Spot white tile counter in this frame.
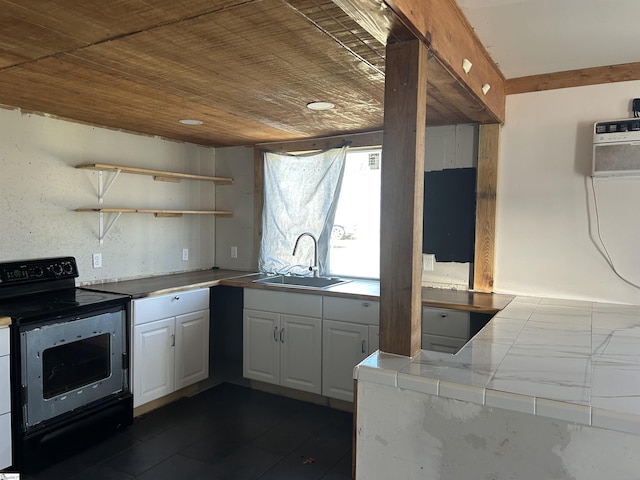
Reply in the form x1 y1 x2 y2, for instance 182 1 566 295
355 295 640 434
354 296 640 479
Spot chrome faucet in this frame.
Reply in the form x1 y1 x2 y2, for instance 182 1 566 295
292 232 319 277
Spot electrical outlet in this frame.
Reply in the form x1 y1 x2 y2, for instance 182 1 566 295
422 253 435 272
92 253 102 269
182 248 189 261
231 246 238 258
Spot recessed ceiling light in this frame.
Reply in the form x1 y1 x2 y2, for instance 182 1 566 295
306 101 335 111
179 119 203 125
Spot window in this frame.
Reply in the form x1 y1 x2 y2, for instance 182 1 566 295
329 148 381 278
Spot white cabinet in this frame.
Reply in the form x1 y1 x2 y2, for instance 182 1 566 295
243 309 280 384
0 327 11 470
134 318 174 406
422 307 470 354
132 288 210 408
243 289 322 395
322 297 379 402
175 310 210 389
322 320 369 401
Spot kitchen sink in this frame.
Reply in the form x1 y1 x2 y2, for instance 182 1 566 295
253 275 350 289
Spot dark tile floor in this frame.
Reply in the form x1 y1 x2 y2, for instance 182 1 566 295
23 383 353 480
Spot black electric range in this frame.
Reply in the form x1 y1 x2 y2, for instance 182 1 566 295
0 257 133 473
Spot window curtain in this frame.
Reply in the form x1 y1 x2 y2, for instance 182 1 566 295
259 144 348 276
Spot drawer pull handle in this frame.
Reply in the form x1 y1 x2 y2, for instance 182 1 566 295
273 326 278 342
440 313 447 318
174 296 180 301
362 302 370 308
280 328 285 343
361 339 366 353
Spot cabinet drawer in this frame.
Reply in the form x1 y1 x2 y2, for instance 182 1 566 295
133 288 210 325
244 288 322 317
0 327 8 356
323 296 379 325
422 334 466 354
422 307 469 339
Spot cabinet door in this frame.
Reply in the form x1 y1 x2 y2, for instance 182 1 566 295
0 412 10 470
322 319 368 401
0 354 9 415
243 309 280 385
175 309 210 390
280 314 322 395
133 318 175 408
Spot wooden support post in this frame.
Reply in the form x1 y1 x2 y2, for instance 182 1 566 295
379 38 428 357
473 123 500 292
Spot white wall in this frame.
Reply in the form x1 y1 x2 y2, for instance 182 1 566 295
214 146 255 271
0 107 219 284
496 80 640 304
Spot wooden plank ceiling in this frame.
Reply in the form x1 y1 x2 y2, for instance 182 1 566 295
0 0 499 147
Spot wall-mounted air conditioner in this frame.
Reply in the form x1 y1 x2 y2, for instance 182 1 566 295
593 118 640 177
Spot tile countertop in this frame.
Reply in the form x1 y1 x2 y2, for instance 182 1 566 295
355 295 640 436
84 269 514 313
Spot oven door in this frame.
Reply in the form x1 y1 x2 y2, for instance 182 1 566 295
20 308 127 429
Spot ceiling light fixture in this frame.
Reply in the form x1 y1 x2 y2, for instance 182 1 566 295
179 119 203 125
306 101 335 111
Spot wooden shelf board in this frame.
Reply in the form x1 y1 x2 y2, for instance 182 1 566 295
76 163 233 185
75 208 232 216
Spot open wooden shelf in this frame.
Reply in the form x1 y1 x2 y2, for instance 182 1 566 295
76 208 233 244
76 163 233 185
75 163 233 243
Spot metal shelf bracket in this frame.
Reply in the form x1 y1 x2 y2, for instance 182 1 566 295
98 211 122 245
98 168 121 204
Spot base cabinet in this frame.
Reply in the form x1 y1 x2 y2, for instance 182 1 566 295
134 318 175 406
322 297 379 402
242 309 279 384
243 310 322 394
422 307 469 354
243 289 322 395
132 289 210 408
0 327 11 470
241 289 478 402
322 320 370 402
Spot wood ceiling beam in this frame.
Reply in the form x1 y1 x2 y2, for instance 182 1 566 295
506 61 640 95
331 0 505 124
385 0 505 123
379 38 427 357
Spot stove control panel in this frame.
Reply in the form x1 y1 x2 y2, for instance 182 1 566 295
0 257 79 285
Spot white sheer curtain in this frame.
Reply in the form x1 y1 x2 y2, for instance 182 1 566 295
259 144 348 276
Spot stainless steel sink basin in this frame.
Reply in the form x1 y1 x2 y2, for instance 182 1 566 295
253 275 350 289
